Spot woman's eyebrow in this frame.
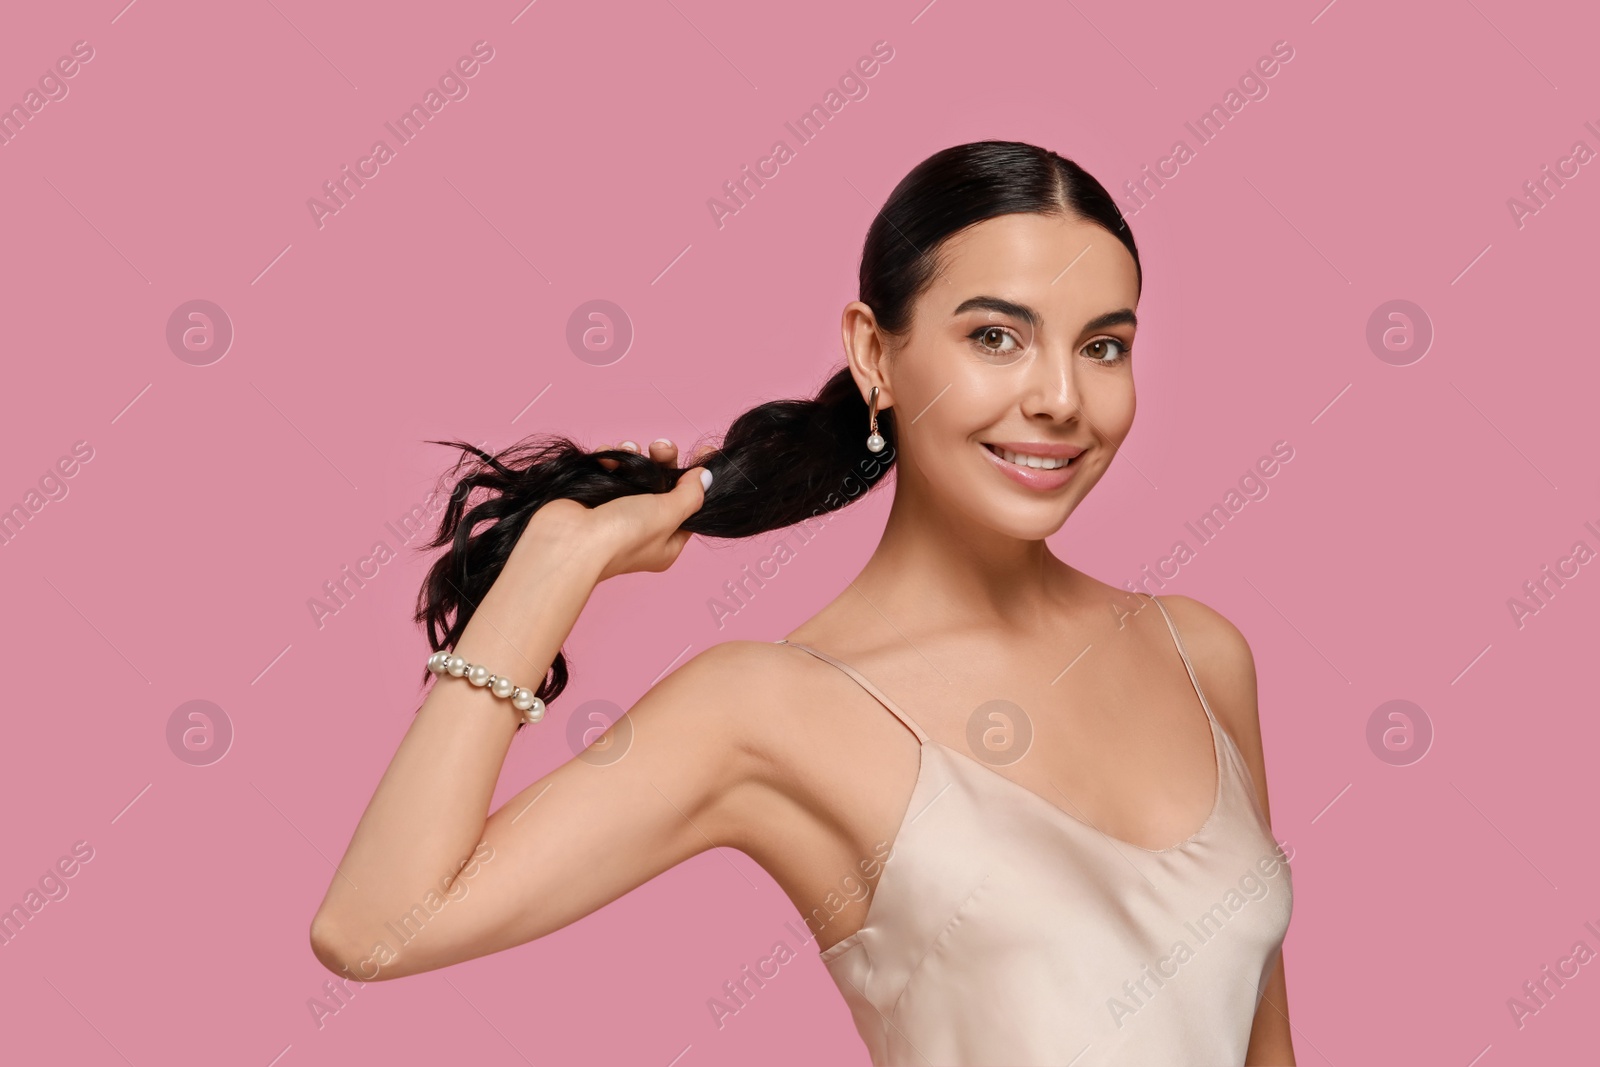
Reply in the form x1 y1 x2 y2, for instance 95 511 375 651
951 295 1039 326
1083 308 1138 331
950 296 1138 333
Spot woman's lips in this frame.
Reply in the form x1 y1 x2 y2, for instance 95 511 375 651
980 442 1082 491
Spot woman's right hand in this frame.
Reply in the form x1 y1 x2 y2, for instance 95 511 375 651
523 437 714 583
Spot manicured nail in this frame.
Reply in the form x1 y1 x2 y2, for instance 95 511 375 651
620 441 638 451
653 438 673 448
699 469 713 490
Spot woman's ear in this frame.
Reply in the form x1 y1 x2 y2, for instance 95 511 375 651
841 300 894 410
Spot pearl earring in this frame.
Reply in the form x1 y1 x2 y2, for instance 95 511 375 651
866 386 885 453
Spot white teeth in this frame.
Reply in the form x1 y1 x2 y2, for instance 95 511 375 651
989 445 1071 470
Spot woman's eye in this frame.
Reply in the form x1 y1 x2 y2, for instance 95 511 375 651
1084 338 1130 364
970 325 1023 356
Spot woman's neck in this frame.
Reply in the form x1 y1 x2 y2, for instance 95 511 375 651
846 481 1077 639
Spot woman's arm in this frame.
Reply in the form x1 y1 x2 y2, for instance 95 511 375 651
307 468 767 981
1160 595 1296 1066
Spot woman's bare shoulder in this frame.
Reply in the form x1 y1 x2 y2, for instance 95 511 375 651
1148 596 1263 740
1149 594 1255 680
647 639 822 758
668 638 815 698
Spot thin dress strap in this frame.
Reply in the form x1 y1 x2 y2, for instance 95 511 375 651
775 639 930 744
1142 593 1219 725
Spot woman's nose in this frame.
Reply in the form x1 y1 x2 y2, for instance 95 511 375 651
1019 349 1078 421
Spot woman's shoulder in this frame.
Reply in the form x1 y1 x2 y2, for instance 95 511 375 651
1070 575 1256 686
653 638 831 751
1147 593 1256 684
674 637 819 693
654 638 805 709
1147 593 1272 787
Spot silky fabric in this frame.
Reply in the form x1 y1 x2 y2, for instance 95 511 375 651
776 593 1292 1066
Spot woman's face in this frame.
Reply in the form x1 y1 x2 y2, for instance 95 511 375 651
863 211 1142 542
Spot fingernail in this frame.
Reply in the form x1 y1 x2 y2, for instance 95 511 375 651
653 438 673 448
620 441 638 451
699 469 713 490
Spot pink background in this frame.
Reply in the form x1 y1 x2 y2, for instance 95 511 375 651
2 0 1596 1063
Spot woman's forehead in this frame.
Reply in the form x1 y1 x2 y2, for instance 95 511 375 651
922 214 1140 316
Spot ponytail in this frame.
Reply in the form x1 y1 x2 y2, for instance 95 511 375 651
413 366 896 717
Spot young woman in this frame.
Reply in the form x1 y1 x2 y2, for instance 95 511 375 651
310 140 1296 1066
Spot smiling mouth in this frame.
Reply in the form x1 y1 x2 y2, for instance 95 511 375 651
982 443 1079 470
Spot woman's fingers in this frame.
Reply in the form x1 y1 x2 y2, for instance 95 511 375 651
599 439 690 472
596 440 639 471
647 438 678 466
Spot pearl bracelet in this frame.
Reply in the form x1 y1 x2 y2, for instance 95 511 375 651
426 650 546 724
